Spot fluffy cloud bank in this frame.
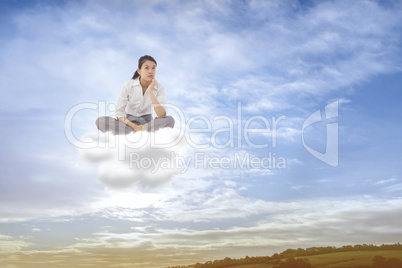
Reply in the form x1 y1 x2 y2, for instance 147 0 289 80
80 128 190 189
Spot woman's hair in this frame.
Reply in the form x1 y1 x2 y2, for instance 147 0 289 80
132 55 157 79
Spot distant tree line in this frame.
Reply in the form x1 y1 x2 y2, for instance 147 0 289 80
166 243 402 268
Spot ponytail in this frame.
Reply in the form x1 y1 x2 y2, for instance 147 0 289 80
132 71 140 79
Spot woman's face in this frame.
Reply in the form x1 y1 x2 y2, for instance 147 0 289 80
138 60 157 82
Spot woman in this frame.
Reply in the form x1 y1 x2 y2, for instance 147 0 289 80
96 55 175 135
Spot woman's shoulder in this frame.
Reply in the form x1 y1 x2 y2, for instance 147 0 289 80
122 78 140 88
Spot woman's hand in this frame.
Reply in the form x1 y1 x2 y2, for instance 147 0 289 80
131 124 147 132
147 79 157 93
118 117 147 132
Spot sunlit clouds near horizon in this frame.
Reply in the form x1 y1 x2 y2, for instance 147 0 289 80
1 0 402 267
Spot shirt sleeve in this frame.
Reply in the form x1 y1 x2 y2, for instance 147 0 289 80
115 81 130 118
156 83 168 113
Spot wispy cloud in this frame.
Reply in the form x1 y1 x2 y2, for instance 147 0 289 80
2 196 402 267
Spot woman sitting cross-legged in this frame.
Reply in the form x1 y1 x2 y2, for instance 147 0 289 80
96 55 175 135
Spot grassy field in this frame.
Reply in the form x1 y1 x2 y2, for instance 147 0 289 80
228 250 402 268
225 265 274 268
307 250 402 268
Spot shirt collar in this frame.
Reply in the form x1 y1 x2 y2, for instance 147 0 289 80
133 77 141 86
133 77 158 90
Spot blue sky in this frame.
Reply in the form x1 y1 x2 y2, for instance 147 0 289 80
1 0 402 267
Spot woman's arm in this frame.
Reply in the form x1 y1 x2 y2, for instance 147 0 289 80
115 82 129 119
147 79 166 117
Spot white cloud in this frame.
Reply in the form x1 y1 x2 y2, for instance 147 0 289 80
382 183 402 193
0 234 32 253
81 128 190 189
374 178 398 185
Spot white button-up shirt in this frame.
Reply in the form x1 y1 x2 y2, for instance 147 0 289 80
115 77 168 118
